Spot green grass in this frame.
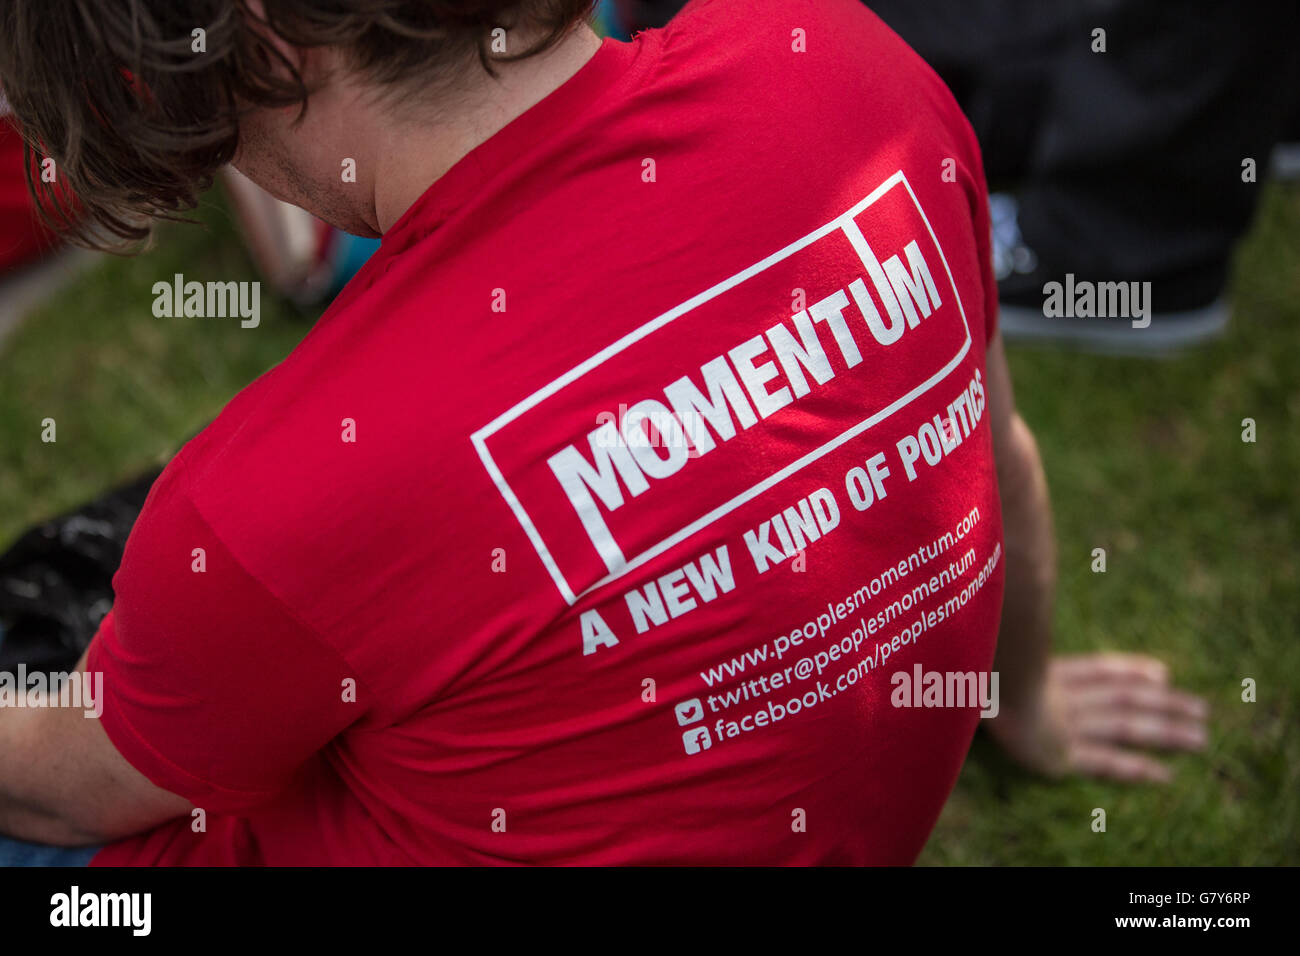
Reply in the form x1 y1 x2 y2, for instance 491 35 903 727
1 186 1296 865
0 196 311 536
921 184 1300 865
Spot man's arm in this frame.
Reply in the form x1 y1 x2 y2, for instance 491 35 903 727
0 647 192 846
983 332 1209 781
985 331 1056 729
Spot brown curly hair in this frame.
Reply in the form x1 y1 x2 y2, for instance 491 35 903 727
0 1 594 249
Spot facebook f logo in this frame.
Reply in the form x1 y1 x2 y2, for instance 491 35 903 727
682 726 712 755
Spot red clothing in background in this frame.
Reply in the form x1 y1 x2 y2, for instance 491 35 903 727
0 116 57 270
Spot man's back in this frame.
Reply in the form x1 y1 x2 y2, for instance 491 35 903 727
89 0 1004 865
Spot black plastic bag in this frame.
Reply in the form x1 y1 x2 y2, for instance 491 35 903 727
0 468 160 674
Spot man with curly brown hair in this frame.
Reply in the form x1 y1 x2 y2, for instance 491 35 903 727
0 0 1205 865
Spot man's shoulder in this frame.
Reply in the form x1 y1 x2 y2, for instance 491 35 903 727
655 0 966 148
664 0 922 67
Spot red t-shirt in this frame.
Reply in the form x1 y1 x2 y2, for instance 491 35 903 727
89 0 1004 865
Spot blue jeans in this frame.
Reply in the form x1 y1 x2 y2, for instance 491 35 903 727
0 624 102 866
0 834 99 866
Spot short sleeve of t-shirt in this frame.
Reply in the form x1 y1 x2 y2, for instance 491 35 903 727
86 453 366 814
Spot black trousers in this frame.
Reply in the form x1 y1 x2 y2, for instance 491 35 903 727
869 0 1300 302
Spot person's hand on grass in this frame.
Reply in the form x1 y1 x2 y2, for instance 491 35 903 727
986 652 1209 783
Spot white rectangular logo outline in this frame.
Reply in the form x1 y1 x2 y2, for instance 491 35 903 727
471 170 973 605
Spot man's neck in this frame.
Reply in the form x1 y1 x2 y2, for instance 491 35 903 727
370 23 603 234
